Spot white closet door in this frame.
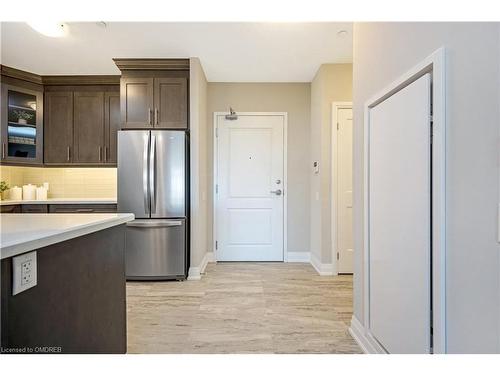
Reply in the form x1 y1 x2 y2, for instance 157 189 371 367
369 73 431 353
337 107 354 273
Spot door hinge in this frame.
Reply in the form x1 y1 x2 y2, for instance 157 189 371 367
215 241 218 250
337 122 339 130
215 128 219 137
215 184 218 194
337 252 340 260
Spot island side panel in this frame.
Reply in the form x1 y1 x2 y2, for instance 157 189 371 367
1 224 127 354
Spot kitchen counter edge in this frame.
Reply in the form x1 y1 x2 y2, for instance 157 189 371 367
0 213 134 259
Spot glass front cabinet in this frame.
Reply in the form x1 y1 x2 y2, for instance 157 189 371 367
1 84 43 164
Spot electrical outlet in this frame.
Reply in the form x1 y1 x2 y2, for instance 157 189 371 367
13 251 37 295
21 260 33 285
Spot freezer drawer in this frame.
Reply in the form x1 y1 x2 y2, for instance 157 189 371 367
125 219 186 280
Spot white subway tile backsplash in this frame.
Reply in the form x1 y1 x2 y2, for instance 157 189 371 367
0 166 117 199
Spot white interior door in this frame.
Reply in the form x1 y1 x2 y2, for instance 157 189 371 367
216 114 284 261
368 74 431 353
337 107 354 273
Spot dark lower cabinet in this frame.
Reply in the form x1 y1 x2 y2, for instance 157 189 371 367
0 225 127 353
0 204 21 213
1 203 116 214
48 204 117 213
21 204 48 213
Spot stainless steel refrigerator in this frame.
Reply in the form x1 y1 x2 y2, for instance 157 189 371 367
118 130 187 280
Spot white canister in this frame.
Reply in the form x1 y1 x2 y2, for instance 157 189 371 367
22 184 36 200
36 186 48 201
9 186 22 200
43 182 49 191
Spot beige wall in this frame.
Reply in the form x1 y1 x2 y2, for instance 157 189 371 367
207 83 311 256
309 64 353 265
0 166 117 198
353 23 500 353
189 58 209 269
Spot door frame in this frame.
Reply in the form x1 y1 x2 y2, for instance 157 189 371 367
213 112 288 261
362 48 446 353
331 101 353 275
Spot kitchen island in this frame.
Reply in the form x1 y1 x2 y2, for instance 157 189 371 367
0 213 134 354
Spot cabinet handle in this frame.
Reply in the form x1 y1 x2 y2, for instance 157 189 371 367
2 143 5 159
98 146 102 161
155 108 159 125
76 208 94 213
104 146 107 162
67 146 71 161
148 108 152 125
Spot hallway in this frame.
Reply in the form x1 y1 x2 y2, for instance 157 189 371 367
127 262 361 353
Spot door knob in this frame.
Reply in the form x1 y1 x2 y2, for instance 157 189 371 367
270 189 282 196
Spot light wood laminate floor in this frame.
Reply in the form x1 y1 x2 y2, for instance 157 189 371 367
126 262 362 354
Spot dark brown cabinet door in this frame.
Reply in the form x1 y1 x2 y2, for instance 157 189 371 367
44 91 73 164
153 77 188 129
104 92 120 164
0 205 21 213
21 204 48 213
120 77 154 128
73 92 104 163
48 204 117 213
1 84 44 165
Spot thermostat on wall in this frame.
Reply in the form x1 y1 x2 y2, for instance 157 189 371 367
313 161 320 174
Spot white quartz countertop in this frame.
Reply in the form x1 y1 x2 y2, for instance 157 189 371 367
0 198 117 206
0 213 134 259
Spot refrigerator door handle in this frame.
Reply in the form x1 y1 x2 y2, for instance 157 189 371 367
143 134 150 215
126 220 183 228
149 134 157 213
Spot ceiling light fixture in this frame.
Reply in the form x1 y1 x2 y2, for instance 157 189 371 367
337 30 348 37
27 21 68 37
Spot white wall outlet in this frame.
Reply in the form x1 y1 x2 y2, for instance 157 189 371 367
13 251 37 295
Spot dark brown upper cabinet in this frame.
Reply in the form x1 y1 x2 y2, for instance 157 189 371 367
104 92 120 164
154 78 188 129
120 77 154 128
1 83 44 165
44 86 119 166
114 58 189 130
120 76 187 129
73 91 105 163
1 66 121 167
44 91 74 164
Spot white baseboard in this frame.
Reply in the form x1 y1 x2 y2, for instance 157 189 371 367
187 251 215 281
286 251 311 263
349 315 387 354
205 251 215 263
310 253 335 276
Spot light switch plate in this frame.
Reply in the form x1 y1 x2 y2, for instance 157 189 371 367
13 251 37 295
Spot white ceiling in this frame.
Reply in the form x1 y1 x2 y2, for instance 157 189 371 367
0 22 352 82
